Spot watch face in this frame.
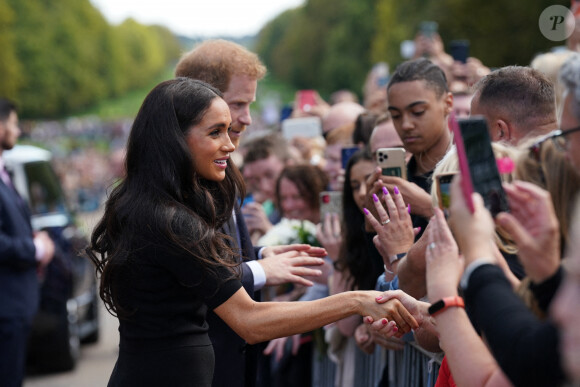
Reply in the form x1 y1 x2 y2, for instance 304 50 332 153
428 299 445 316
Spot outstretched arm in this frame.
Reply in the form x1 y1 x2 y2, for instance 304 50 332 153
214 288 418 345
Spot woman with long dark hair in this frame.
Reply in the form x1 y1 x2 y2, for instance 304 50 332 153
87 78 417 386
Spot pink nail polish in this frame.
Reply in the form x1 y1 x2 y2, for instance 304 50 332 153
394 186 400 195
393 326 398 332
363 208 369 215
382 318 388 325
373 193 379 202
376 296 382 301
417 227 422 232
407 203 411 213
382 187 389 195
366 316 373 323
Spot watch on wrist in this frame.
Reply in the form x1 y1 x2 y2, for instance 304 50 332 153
428 296 464 317
388 252 407 265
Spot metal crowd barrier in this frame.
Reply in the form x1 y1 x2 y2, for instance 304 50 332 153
312 340 443 387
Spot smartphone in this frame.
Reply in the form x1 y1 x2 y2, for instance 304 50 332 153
435 172 456 218
449 40 470 64
281 117 322 139
341 146 359 169
454 115 509 217
419 21 438 38
376 148 407 180
297 90 317 113
319 191 343 222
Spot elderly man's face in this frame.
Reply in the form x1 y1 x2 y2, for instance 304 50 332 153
560 93 580 171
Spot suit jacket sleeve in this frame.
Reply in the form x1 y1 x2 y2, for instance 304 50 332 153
464 264 565 386
0 188 36 270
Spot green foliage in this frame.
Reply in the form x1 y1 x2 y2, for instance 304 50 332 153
256 0 573 96
0 0 182 118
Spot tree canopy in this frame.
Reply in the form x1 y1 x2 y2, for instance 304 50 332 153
255 0 570 99
0 0 182 118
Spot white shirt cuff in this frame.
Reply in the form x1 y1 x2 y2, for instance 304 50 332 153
33 238 46 262
257 247 265 260
460 257 496 290
246 260 267 290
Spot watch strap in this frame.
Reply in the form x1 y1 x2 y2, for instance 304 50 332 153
428 296 464 316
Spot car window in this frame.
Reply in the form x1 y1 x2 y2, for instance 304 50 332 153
24 161 68 215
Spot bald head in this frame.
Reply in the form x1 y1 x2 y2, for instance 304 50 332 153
369 117 404 156
322 102 365 137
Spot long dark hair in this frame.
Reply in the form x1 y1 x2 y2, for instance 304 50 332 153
86 78 245 317
335 148 381 290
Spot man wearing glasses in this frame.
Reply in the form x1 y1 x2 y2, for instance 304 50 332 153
554 52 580 170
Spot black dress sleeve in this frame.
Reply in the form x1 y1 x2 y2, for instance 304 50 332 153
464 264 565 387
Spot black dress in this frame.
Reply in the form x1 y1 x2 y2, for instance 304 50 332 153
107 238 242 387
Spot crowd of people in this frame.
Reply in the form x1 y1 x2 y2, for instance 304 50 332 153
4 14 580 387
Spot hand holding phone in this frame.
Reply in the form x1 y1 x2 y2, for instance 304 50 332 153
452 115 509 216
376 148 407 180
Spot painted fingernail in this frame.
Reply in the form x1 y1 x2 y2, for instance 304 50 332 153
382 318 388 325
373 194 379 202
394 186 400 195
382 187 389 196
393 326 398 332
417 227 422 232
366 316 373 324
363 208 369 215
407 203 411 213
376 296 383 301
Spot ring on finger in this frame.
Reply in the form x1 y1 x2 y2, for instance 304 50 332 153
381 219 391 225
428 242 436 250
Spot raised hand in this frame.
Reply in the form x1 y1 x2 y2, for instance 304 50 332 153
315 213 342 261
363 184 414 272
425 208 463 302
496 181 560 283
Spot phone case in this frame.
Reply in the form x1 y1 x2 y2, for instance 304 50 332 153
319 191 343 222
435 172 456 211
376 148 407 180
298 90 317 112
450 113 475 213
341 146 359 169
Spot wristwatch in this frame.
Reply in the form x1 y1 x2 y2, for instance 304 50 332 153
428 296 464 316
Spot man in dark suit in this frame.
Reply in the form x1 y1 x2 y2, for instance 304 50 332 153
0 98 55 386
175 40 327 387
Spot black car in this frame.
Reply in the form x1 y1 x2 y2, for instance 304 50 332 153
4 145 100 373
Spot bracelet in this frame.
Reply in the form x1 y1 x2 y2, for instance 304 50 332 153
388 252 407 265
428 296 464 316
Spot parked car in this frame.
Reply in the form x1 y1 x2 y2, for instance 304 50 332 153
4 144 100 373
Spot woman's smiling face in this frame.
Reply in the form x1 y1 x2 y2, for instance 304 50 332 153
186 98 235 182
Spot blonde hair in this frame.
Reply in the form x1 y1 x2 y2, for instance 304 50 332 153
325 122 356 146
431 143 521 254
516 136 580 252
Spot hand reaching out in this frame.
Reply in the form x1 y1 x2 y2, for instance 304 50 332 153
363 184 415 272
315 213 342 261
496 181 560 283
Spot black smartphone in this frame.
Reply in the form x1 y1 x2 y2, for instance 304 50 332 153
458 116 509 217
341 146 359 169
449 40 470 64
